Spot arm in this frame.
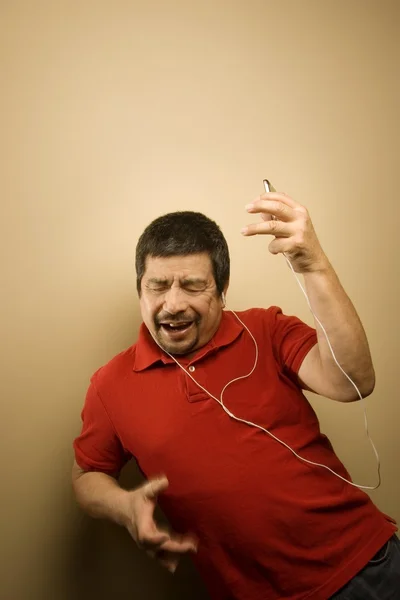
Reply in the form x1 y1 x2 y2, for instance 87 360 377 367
242 191 375 402
71 460 197 572
298 262 375 401
72 460 131 525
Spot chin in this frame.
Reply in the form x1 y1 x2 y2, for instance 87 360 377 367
159 336 199 357
164 343 197 356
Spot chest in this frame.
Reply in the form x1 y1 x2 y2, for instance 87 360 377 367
108 335 309 473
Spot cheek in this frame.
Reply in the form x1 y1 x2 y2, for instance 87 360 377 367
140 296 159 322
198 297 219 322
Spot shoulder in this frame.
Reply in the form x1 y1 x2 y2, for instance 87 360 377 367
228 306 284 329
90 343 138 391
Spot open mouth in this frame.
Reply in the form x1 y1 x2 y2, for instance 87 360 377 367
159 321 194 336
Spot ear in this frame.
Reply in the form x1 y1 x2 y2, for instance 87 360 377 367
221 281 229 308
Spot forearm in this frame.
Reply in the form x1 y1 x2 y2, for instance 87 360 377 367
72 465 131 526
303 260 375 396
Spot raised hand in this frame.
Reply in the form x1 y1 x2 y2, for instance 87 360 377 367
241 192 329 273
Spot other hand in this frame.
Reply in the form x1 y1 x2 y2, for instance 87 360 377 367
241 192 329 273
124 476 198 573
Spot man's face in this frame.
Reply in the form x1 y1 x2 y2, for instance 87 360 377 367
139 253 226 356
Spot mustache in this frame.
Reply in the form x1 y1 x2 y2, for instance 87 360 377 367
155 311 199 325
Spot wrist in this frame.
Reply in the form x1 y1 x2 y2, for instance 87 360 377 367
300 253 331 275
111 488 136 527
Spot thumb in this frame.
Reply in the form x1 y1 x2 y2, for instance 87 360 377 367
141 476 169 500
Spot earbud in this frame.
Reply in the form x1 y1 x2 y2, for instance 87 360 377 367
221 292 226 306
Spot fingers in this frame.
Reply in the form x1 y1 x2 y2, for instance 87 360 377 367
245 198 297 223
136 517 197 554
147 549 181 574
142 534 197 556
141 476 169 499
133 475 197 572
136 523 171 549
134 505 172 548
241 219 293 237
268 237 292 255
158 553 180 574
158 534 198 554
254 191 299 208
145 534 198 574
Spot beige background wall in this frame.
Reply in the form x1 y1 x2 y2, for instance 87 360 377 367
1 1 399 599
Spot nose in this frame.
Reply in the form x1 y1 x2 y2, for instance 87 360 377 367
163 286 188 315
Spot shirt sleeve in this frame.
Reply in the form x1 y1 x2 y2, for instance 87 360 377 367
73 378 131 475
268 306 318 379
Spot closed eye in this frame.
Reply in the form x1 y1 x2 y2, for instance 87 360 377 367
183 286 206 294
145 279 170 293
181 279 207 293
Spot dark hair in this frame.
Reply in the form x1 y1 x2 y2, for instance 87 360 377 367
135 211 230 295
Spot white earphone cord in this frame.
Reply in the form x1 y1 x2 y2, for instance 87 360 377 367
157 255 381 492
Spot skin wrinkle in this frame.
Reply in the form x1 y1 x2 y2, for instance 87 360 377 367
140 253 227 357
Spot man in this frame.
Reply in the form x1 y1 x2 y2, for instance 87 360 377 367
72 190 399 599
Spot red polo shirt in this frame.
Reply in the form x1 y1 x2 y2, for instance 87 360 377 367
74 307 396 600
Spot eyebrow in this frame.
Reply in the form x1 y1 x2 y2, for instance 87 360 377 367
181 278 207 286
146 277 207 286
147 278 170 285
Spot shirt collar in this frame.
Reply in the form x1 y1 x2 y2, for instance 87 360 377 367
133 310 244 372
